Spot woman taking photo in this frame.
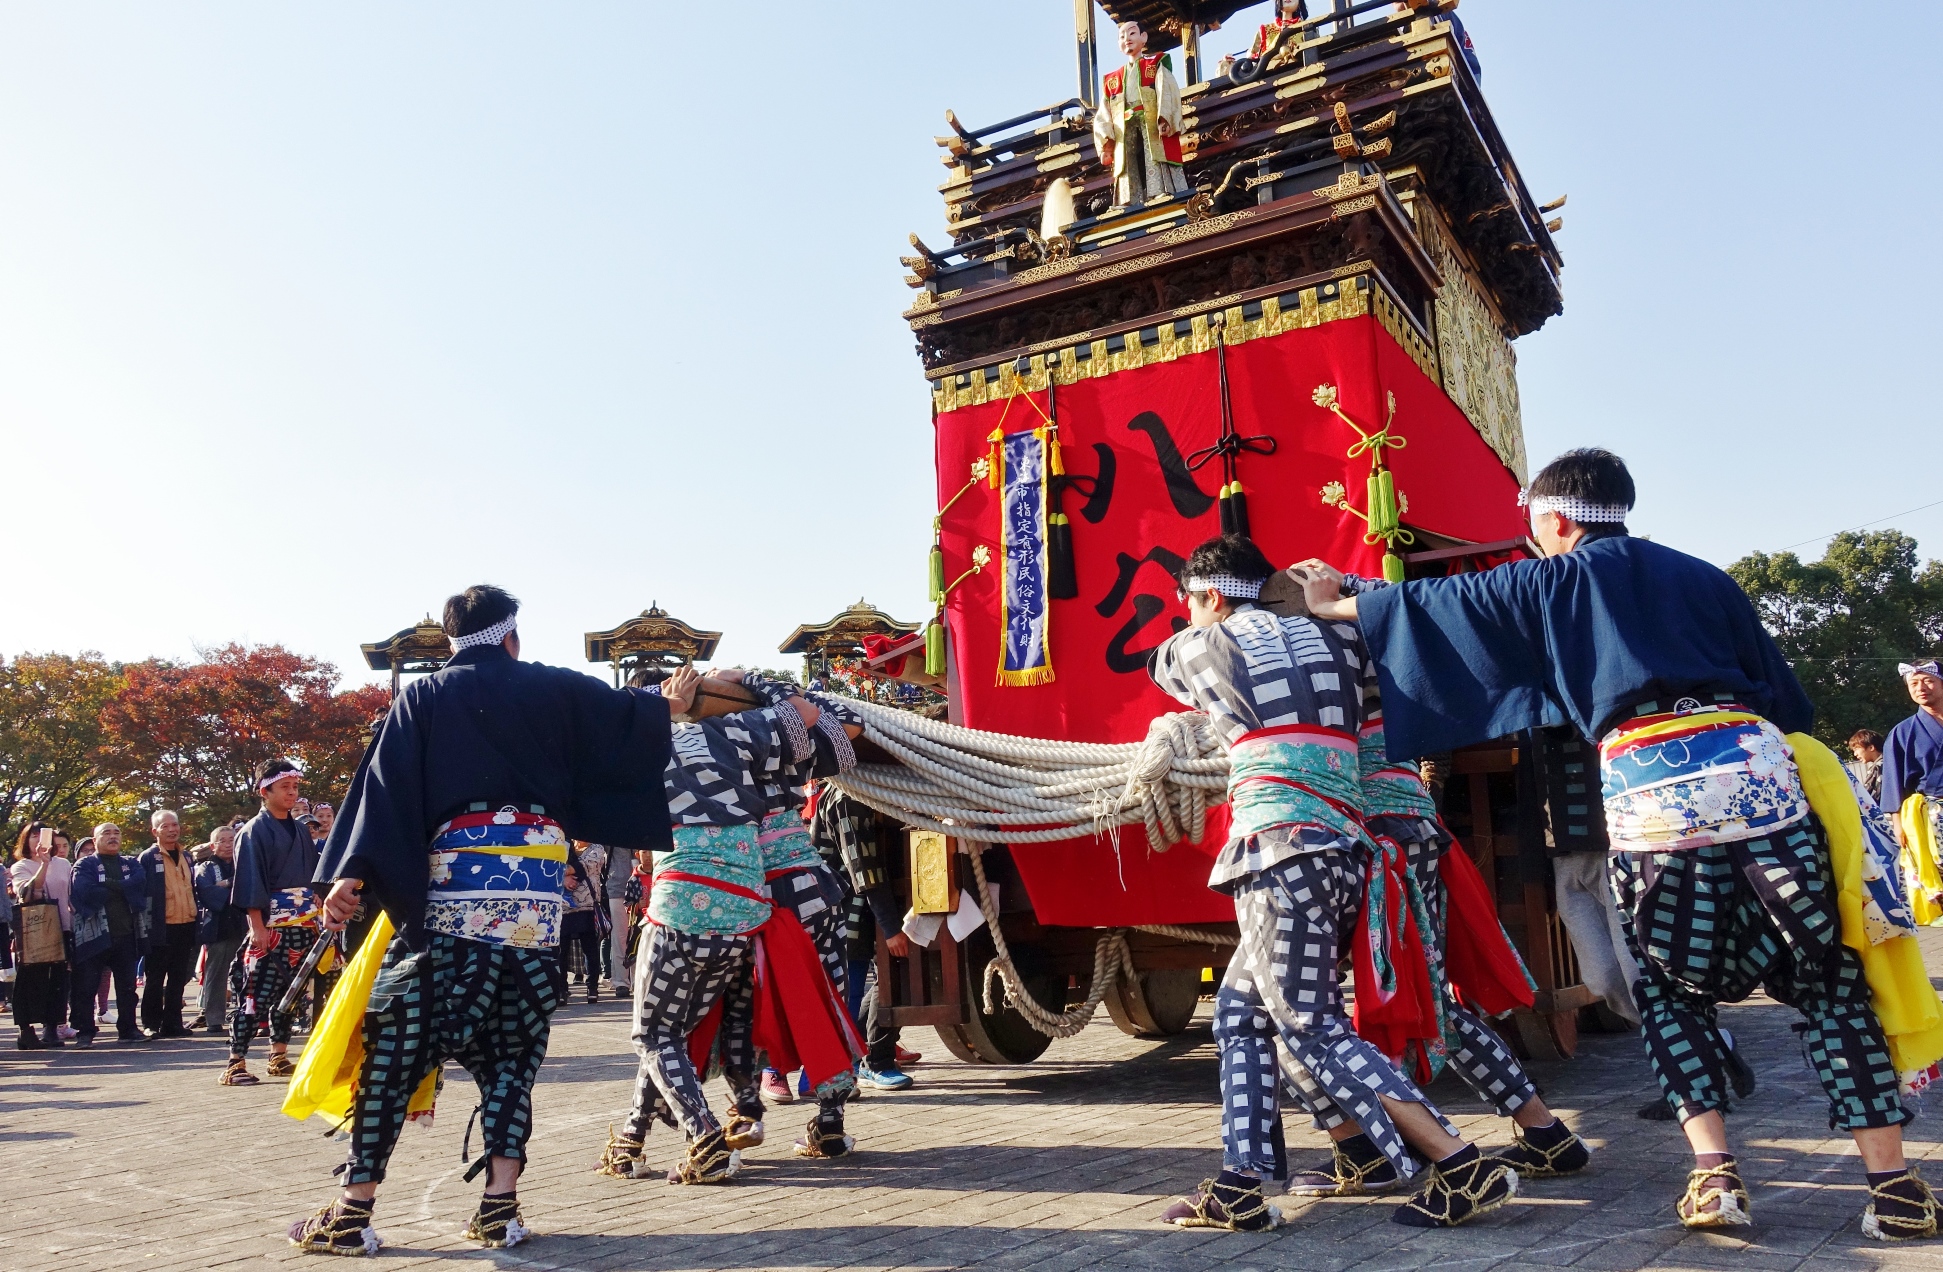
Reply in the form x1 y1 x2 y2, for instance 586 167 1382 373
11 822 74 1050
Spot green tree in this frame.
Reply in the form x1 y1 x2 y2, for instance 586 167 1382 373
0 652 127 850
1728 530 1943 745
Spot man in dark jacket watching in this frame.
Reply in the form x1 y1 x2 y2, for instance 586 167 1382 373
192 823 246 1033
138 809 200 1037
69 823 149 1047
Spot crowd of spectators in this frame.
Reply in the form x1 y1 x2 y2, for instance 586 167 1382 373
0 804 337 1050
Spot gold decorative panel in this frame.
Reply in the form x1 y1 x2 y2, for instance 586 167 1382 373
931 276 1373 414
909 831 954 915
1414 204 1528 480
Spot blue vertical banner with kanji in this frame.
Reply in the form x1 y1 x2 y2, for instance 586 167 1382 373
997 427 1054 686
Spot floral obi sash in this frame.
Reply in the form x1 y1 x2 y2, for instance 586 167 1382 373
1358 722 1438 822
425 809 567 949
268 886 323 929
1227 724 1364 845
649 823 771 936
757 810 821 875
1599 707 1808 852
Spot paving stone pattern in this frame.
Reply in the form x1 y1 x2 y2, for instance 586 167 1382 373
11 933 1943 1271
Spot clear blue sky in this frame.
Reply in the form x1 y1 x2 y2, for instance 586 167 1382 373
3 2 1937 688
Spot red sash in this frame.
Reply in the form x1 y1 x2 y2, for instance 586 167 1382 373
1349 839 1440 1081
1438 843 1535 1016
748 907 863 1089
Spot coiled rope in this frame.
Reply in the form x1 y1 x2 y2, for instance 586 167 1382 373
826 698 1230 848
817 698 1243 1039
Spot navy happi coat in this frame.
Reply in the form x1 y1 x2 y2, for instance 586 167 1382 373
1357 534 1813 761
318 644 673 946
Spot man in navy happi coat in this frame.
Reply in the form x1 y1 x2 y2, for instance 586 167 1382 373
286 584 672 1256
1294 448 1936 1240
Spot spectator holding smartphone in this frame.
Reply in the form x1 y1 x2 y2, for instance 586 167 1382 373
11 823 74 1050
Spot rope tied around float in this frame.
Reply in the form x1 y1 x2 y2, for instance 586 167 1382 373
822 697 1242 1039
825 697 1230 850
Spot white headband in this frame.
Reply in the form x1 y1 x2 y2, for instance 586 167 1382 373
1901 660 1942 680
1519 492 1630 524
1184 573 1264 600
258 766 302 791
450 614 517 650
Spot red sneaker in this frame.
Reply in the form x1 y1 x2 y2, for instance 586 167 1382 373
894 1046 922 1066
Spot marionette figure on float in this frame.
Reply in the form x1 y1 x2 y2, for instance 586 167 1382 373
1092 22 1190 210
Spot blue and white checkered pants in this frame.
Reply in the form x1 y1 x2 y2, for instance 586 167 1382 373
1219 848 1456 1180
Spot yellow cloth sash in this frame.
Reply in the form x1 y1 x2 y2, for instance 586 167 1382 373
282 914 438 1126
436 840 568 863
1791 733 1943 1083
1899 794 1943 928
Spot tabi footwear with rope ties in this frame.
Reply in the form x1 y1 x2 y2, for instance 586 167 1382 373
1485 1119 1591 1180
724 1110 766 1151
1392 1146 1518 1228
463 1193 531 1248
1862 1167 1941 1241
793 1111 855 1159
1675 1157 1751 1229
1162 1174 1284 1231
665 1127 741 1185
287 1197 382 1256
595 1127 650 1179
1287 1133 1401 1196
267 1052 297 1078
220 1057 259 1086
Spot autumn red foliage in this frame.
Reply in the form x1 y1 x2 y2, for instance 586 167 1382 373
100 644 388 828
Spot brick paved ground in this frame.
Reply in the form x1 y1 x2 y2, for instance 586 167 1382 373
10 934 1943 1272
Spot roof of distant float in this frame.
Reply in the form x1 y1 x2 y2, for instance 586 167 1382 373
779 600 921 656
361 618 453 672
584 605 722 666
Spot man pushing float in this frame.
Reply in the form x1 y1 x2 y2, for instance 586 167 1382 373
1146 533 1588 1232
1294 447 1943 1239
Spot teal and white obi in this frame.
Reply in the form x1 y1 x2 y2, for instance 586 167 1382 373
425 809 566 949
757 809 822 875
649 823 771 936
1227 724 1365 843
1358 721 1439 822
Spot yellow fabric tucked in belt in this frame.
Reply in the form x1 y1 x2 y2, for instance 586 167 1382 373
437 840 569 863
282 913 438 1126
1791 733 1943 1083
1899 794 1943 928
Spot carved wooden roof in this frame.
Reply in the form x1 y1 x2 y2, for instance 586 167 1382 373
361 618 453 673
914 4 1562 357
584 605 721 667
778 600 921 657
1096 1 1259 52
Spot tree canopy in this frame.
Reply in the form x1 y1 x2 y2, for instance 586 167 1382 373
0 644 387 851
1727 529 1943 745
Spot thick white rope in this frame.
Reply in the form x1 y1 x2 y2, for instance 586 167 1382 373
827 697 1230 849
1129 923 1241 948
967 842 1137 1038
822 698 1243 1040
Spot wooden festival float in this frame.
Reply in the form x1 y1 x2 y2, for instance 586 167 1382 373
859 0 1598 1063
584 605 722 685
361 618 454 698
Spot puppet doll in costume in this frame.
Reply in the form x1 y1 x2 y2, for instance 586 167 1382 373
1092 22 1191 209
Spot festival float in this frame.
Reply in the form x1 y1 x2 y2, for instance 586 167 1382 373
845 0 1594 1064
